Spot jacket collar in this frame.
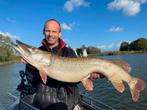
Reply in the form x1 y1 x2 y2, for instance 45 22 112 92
41 38 66 50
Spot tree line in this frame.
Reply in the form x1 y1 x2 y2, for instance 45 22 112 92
76 45 101 56
120 38 147 51
77 38 147 56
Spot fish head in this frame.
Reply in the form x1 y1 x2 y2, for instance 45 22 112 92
12 40 52 69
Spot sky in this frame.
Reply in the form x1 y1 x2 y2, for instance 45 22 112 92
0 0 147 51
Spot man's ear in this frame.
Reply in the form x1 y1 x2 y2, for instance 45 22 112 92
43 28 45 35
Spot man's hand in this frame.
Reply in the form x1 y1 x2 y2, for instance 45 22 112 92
89 72 101 80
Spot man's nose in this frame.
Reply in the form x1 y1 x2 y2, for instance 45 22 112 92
48 31 53 36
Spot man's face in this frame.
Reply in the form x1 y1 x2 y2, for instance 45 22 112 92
44 21 61 47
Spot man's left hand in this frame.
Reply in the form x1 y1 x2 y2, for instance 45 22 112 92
89 73 101 80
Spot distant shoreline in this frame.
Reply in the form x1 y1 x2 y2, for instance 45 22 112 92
88 51 147 57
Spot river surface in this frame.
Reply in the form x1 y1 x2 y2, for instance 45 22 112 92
0 53 147 110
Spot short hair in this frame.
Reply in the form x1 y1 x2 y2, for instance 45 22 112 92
43 19 61 32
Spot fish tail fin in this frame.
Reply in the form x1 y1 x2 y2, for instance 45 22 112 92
128 77 145 102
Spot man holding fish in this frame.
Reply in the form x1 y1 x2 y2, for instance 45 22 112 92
22 19 99 110
15 19 145 110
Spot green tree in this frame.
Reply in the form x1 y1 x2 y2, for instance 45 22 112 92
76 48 83 56
0 34 14 62
120 41 130 51
86 46 101 54
129 38 147 51
0 34 11 43
76 45 101 56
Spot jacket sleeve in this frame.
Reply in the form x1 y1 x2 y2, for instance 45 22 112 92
25 64 42 88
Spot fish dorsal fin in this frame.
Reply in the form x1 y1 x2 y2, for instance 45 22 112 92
109 60 131 73
111 81 125 93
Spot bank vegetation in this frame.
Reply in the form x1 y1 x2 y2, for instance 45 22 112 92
76 38 147 56
0 34 20 65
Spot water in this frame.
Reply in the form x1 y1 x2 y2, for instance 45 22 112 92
88 53 147 110
0 53 147 110
0 63 25 109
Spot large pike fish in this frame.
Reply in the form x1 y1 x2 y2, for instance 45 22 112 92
13 40 145 102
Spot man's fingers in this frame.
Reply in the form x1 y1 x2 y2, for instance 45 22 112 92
90 73 101 80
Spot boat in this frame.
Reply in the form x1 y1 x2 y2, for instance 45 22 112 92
3 71 115 110
3 93 115 110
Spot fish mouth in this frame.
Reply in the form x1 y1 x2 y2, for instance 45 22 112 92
12 42 21 54
12 40 35 62
12 40 39 69
13 40 34 56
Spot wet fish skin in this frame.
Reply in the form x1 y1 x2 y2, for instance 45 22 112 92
13 40 145 102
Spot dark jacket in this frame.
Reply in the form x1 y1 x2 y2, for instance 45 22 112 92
25 38 80 110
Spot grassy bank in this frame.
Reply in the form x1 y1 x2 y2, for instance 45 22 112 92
0 60 19 66
0 56 20 66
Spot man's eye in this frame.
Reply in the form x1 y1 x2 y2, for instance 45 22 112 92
52 31 57 33
45 30 50 32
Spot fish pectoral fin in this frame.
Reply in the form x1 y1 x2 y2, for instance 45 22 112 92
111 81 125 93
39 70 47 84
81 78 94 91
